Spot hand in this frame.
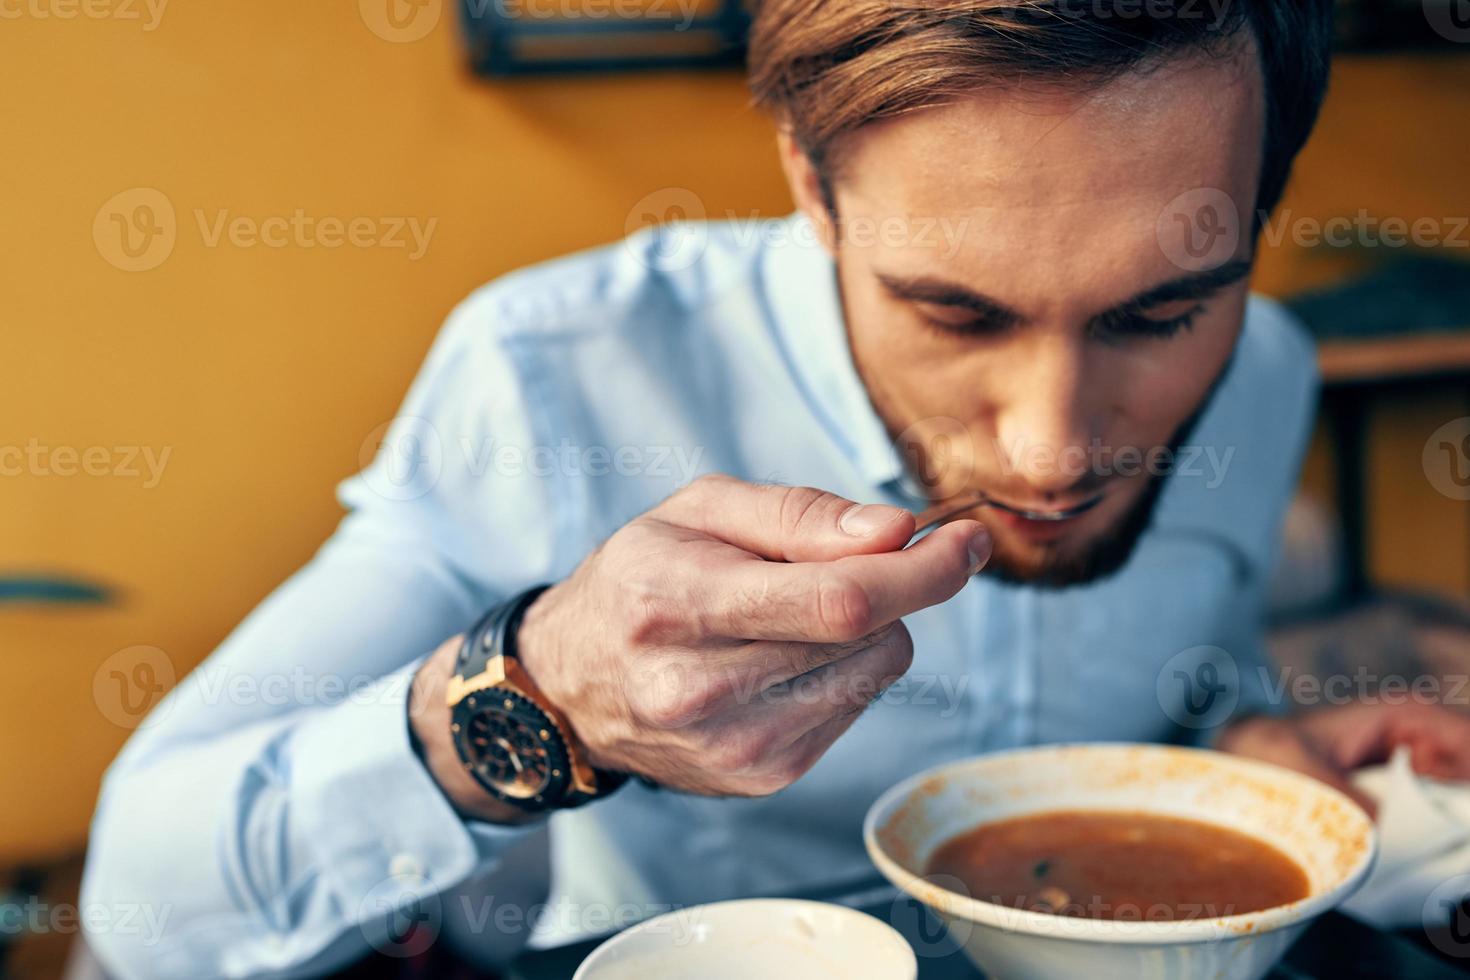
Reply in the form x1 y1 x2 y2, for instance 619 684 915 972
1219 701 1470 818
512 475 991 797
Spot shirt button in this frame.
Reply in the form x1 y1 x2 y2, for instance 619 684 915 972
389 853 425 881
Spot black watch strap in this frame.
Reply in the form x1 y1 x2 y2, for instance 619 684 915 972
455 585 550 683
454 585 628 808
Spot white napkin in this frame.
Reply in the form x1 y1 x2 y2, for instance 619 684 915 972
1341 746 1470 929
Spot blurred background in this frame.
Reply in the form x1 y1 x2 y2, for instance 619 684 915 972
2 1 1468 976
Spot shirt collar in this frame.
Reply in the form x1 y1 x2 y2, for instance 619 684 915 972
761 212 908 491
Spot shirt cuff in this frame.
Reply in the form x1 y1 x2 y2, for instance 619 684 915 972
290 661 539 916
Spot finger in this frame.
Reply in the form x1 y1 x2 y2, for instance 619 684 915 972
697 518 990 642
754 627 914 730
1394 706 1470 780
695 627 904 702
767 700 875 787
658 474 916 562
1405 734 1452 779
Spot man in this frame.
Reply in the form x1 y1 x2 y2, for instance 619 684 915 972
82 2 1470 977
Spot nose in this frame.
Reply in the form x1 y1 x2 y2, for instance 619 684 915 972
992 333 1096 498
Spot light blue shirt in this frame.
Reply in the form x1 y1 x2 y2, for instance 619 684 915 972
82 213 1317 979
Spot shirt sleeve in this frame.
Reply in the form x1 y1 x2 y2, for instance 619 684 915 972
81 294 560 980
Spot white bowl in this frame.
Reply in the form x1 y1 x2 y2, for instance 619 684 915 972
864 743 1376 980
573 898 917 980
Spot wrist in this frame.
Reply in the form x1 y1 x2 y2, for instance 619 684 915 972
443 586 627 812
514 584 570 710
409 638 541 826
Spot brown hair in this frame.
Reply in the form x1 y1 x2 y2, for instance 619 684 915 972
748 0 1333 217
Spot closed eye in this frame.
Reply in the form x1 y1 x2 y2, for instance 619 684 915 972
913 302 1013 338
1092 302 1205 342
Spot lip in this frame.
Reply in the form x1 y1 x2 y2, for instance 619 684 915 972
988 493 1104 525
993 508 1080 541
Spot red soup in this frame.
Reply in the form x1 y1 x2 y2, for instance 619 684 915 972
925 810 1310 921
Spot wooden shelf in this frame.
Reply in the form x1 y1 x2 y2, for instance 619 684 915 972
1318 330 1470 384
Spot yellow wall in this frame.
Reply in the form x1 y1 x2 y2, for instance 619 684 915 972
1 1 793 863
2 2 1467 862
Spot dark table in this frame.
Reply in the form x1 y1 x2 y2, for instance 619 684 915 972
507 876 1469 980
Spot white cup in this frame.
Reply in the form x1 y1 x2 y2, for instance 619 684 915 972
573 898 918 980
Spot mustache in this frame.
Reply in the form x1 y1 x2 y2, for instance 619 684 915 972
909 366 1229 500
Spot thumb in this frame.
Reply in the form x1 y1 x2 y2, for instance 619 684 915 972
661 475 917 562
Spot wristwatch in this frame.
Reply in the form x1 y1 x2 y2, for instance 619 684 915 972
445 585 626 813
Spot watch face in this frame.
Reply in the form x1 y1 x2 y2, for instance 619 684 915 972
452 689 571 808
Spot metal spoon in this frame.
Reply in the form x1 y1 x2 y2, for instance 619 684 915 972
911 490 1103 536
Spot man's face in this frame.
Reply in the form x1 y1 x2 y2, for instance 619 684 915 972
785 48 1266 586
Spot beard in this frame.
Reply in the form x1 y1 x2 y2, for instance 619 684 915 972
980 373 1227 589
982 466 1167 588
829 244 1238 592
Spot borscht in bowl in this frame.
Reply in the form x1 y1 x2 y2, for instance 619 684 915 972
864 744 1375 980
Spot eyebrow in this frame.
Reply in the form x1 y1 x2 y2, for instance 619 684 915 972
876 259 1255 327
